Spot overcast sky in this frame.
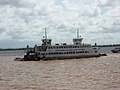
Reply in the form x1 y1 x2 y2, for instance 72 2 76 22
0 0 120 48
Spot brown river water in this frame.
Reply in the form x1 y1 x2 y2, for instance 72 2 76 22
0 53 120 90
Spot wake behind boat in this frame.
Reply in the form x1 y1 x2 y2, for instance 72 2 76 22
15 29 103 61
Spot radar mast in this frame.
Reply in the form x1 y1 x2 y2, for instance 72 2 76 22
45 28 47 40
77 28 79 38
73 29 83 45
42 28 52 46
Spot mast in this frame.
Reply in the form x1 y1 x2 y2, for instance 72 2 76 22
77 28 79 39
45 28 47 39
73 28 83 45
42 28 52 46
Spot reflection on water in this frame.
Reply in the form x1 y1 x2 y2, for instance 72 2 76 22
0 53 120 90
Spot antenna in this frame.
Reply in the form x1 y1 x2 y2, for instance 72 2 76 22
77 28 79 38
45 28 47 39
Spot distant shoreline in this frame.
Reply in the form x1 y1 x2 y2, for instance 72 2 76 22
0 48 26 51
0 44 120 51
93 44 120 47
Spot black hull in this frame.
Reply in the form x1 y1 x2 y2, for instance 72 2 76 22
22 54 101 61
111 50 120 53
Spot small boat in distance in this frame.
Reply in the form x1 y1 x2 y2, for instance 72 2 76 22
111 47 120 53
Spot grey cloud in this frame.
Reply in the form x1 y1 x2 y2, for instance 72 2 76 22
102 25 120 33
0 0 11 5
0 0 20 7
0 0 32 8
0 27 6 33
105 0 120 7
7 30 25 39
56 24 67 29
102 19 120 33
98 0 120 8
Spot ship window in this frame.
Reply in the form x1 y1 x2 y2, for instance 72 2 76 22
73 52 75 54
66 46 69 48
59 52 62 54
79 51 83 53
59 52 61 54
85 51 88 53
41 53 45 55
64 52 66 54
59 46 62 48
95 51 97 53
75 46 77 48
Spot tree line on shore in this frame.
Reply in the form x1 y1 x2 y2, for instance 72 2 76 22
93 44 120 47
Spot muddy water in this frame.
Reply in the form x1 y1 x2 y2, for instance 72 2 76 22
0 54 120 90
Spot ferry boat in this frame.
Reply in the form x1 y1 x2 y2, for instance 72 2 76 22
24 29 100 60
111 47 120 53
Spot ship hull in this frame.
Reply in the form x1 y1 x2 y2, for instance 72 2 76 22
42 55 100 60
111 50 120 53
24 53 101 60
